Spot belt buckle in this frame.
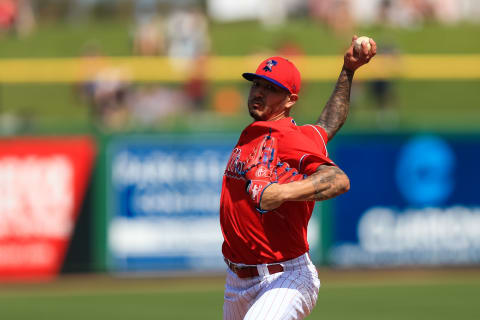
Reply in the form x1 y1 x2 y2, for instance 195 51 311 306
225 258 241 274
231 263 240 273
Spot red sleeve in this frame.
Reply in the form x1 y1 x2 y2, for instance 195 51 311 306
278 125 335 176
300 153 335 175
300 124 329 153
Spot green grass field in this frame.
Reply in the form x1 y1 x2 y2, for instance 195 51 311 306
1 268 479 320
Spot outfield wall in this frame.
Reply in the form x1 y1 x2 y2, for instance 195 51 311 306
96 132 480 273
1 132 479 280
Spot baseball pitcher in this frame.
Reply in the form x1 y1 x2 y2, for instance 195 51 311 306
220 36 376 319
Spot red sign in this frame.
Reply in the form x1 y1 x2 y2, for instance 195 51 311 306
0 137 95 281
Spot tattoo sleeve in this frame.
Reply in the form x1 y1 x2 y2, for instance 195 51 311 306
305 165 350 201
316 68 354 140
259 164 350 210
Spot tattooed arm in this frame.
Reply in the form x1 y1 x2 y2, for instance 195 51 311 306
316 68 354 140
300 165 350 201
317 36 377 140
259 165 350 211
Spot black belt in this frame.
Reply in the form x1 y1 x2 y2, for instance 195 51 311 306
224 259 284 279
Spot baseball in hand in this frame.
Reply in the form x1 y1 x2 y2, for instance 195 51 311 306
354 36 372 53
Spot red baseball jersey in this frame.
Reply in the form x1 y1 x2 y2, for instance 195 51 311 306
220 117 335 264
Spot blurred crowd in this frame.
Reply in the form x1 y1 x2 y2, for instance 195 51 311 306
0 0 479 130
76 2 212 129
310 0 480 33
209 0 480 30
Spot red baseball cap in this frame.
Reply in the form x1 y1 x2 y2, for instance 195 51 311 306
242 56 301 94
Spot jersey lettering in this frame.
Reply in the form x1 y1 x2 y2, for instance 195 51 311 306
224 148 246 179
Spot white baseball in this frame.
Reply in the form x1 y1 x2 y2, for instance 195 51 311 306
354 36 371 53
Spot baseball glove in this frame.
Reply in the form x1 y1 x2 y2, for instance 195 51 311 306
244 131 306 213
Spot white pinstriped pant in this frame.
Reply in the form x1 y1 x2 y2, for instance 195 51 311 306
223 253 321 320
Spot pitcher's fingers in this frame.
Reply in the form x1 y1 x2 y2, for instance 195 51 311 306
361 41 370 57
370 39 377 56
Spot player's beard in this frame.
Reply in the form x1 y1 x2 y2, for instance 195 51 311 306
248 98 265 121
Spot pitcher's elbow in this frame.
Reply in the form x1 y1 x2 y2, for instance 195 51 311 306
340 174 350 194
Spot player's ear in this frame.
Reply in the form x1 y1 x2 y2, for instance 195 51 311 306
285 94 298 109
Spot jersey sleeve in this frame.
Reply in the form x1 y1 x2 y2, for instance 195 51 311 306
299 153 335 175
301 124 329 153
278 126 335 176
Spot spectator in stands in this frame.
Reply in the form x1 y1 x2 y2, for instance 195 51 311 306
15 0 35 37
132 16 165 56
0 0 17 35
309 0 353 35
132 0 165 56
77 44 132 129
165 5 210 71
368 43 400 129
183 55 209 111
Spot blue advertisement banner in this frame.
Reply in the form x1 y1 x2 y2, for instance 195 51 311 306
329 134 480 267
106 135 234 272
